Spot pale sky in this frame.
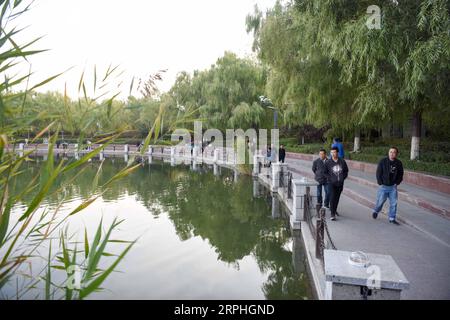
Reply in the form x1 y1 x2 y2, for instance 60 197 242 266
11 0 278 100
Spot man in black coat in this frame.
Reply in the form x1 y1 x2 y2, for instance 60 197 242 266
324 146 349 220
372 147 404 225
279 145 286 163
312 148 330 208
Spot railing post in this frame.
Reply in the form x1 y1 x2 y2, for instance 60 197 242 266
124 144 129 154
192 145 199 160
253 154 259 176
316 208 326 260
170 146 175 158
214 148 220 164
324 250 410 300
303 185 311 221
148 146 153 156
271 162 281 192
291 179 304 230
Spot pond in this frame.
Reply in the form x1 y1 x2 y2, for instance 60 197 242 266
2 155 312 300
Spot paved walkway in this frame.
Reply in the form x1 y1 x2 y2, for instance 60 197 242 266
286 156 450 299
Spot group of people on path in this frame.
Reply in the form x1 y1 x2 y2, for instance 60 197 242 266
265 144 286 167
312 146 348 220
311 138 404 224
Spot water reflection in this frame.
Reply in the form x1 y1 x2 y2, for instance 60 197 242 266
7 155 312 299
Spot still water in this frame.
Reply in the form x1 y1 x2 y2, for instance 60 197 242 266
3 155 312 300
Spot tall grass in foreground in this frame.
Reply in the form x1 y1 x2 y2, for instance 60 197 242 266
0 0 189 299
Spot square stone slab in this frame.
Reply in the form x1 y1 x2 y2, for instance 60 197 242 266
324 250 410 290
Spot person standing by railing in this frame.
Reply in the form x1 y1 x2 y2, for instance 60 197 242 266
279 145 286 163
312 148 330 209
324 146 349 221
266 146 272 167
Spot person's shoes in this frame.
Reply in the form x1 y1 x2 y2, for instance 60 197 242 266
330 215 336 221
372 212 378 219
389 219 400 225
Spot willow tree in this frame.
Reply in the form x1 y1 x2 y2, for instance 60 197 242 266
185 52 267 131
294 0 450 159
246 2 363 144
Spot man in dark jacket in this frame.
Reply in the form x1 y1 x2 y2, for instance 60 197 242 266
279 145 286 163
372 147 404 225
324 146 349 220
312 148 330 208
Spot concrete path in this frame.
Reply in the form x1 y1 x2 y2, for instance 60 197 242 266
286 156 450 299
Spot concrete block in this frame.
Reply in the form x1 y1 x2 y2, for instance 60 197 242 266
324 250 409 300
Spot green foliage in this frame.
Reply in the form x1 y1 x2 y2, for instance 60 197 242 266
247 0 450 157
0 0 146 299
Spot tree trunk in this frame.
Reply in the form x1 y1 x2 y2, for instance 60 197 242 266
410 110 422 160
353 128 361 152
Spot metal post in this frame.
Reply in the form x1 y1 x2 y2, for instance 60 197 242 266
316 208 325 260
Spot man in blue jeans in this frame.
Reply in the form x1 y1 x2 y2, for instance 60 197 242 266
312 148 330 208
372 147 404 225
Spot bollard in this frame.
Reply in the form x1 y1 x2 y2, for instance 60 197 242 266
124 144 129 154
291 179 304 230
148 146 153 156
170 146 175 158
18 143 24 151
324 250 410 300
291 178 319 230
253 154 259 176
271 162 281 192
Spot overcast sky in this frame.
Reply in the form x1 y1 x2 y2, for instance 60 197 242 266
11 0 277 99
